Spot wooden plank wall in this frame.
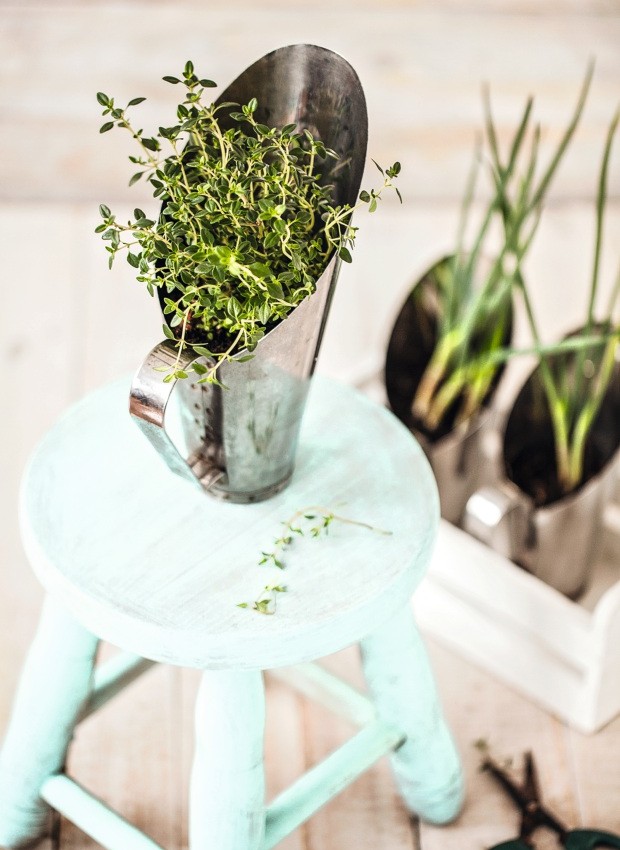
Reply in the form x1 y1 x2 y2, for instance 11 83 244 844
1 2 619 848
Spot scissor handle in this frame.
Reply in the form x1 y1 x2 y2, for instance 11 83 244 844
489 842 530 849
565 830 620 849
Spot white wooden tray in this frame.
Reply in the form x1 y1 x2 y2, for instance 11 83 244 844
340 375 620 734
414 500 620 734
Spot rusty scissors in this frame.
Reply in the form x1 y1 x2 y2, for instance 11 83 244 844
484 751 620 849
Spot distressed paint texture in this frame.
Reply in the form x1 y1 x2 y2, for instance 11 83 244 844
0 599 98 847
1 375 463 848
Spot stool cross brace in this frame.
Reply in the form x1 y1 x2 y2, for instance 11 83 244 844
0 602 463 850
4 649 403 850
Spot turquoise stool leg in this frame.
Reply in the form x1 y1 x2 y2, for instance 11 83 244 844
0 598 99 848
190 669 265 850
360 604 464 825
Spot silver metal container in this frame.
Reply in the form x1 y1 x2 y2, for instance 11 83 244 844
130 45 368 502
463 354 620 598
414 411 493 526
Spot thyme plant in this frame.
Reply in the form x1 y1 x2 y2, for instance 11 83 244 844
410 66 593 434
97 61 400 383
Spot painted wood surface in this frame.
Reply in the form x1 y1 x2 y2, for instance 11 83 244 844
19 376 439 671
190 670 265 850
264 717 404 849
412 497 620 734
0 599 98 848
360 605 464 824
5 376 466 850
2 203 620 846
8 371 467 847
40 776 165 850
2 2 619 205
267 663 375 727
80 654 156 722
2 3 620 845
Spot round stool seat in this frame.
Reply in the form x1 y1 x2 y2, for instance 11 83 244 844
20 376 438 670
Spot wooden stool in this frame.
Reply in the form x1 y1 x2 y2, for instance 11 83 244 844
0 376 464 850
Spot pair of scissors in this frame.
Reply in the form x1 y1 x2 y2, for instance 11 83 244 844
483 751 620 849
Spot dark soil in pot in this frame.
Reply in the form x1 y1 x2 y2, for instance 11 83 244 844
504 344 620 508
385 256 513 442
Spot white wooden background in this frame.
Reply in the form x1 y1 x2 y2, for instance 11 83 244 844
1 1 620 848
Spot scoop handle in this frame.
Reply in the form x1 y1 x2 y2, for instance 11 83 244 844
462 482 531 562
129 339 223 491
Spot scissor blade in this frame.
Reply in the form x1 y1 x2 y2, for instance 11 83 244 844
482 757 530 809
483 753 567 841
523 751 541 802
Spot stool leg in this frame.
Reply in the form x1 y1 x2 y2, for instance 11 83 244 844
190 669 265 850
0 597 99 848
360 604 464 825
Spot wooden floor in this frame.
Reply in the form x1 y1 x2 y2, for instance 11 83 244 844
2 2 620 848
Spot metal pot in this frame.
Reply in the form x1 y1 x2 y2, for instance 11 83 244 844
412 410 494 526
129 44 368 503
463 345 620 597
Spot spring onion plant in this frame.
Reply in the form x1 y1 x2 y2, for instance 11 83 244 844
411 66 593 434
517 108 620 495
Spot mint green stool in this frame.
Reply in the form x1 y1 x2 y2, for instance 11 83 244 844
0 376 464 850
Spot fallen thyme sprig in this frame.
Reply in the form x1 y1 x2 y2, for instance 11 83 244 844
237 506 392 615
239 583 288 616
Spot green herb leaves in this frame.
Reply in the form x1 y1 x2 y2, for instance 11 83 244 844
237 506 392 615
410 65 594 442
96 62 401 383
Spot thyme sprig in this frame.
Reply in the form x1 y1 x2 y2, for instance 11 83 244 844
237 506 392 615
96 61 401 384
244 583 288 616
